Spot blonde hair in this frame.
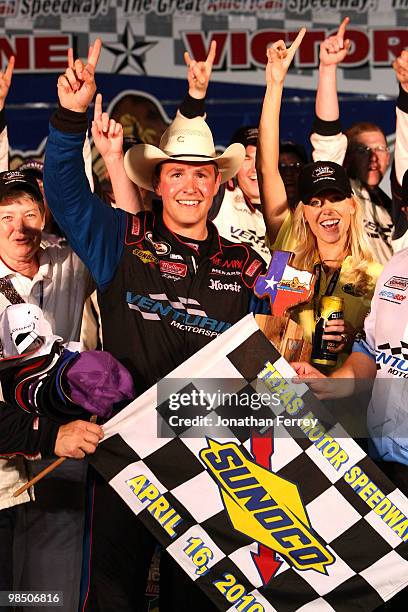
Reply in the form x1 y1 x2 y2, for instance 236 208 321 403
291 195 375 296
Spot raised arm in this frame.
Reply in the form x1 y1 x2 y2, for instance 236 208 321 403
393 51 408 186
0 56 14 171
390 51 408 245
44 40 127 291
178 40 216 119
257 28 305 243
92 93 143 213
312 18 350 164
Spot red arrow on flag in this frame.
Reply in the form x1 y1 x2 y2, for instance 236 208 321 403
250 429 283 585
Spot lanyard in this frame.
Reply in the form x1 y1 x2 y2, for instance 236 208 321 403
38 280 44 309
0 279 44 356
313 264 341 320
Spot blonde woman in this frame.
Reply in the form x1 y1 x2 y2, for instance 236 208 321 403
257 30 383 365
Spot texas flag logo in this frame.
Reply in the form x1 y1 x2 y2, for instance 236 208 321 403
254 251 315 316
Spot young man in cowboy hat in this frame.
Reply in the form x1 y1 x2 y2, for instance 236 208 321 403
44 40 267 611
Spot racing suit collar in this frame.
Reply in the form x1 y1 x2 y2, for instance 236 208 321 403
154 213 223 259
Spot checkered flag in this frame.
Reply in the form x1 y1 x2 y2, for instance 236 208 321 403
90 315 408 611
377 342 408 360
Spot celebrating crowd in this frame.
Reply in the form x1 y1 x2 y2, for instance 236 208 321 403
0 15 408 612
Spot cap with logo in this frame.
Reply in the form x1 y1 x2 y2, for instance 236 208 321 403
0 170 43 203
124 113 245 191
17 159 44 181
298 161 352 204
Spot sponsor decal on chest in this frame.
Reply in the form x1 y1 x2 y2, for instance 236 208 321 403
230 227 267 250
379 289 406 304
211 256 243 271
132 248 159 264
126 291 232 337
159 260 188 278
384 276 408 292
209 279 241 292
146 231 171 256
210 267 241 277
376 342 408 377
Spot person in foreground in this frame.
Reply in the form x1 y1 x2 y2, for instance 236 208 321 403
44 39 268 611
292 243 408 611
256 32 383 367
311 17 393 264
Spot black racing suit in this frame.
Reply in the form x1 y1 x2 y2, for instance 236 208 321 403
45 107 268 611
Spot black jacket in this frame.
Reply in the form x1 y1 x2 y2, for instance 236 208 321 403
99 211 267 395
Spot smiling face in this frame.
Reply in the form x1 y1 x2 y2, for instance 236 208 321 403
303 190 355 247
353 130 390 188
236 145 259 203
0 194 44 268
154 161 221 239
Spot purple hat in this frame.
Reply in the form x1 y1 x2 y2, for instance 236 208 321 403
64 351 135 417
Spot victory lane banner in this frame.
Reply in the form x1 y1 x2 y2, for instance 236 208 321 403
90 315 408 611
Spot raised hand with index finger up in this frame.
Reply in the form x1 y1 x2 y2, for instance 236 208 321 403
91 92 124 162
57 39 102 113
265 28 306 87
320 17 351 67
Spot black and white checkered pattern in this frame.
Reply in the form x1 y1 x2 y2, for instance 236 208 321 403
90 315 408 611
377 342 408 361
0 4 400 96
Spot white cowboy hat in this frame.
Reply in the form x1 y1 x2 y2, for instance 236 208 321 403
124 113 245 191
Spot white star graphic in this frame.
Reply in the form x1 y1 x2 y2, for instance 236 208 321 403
265 276 279 291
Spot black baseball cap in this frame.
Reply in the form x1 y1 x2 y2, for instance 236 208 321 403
279 141 308 165
298 161 352 204
230 126 258 148
0 170 43 203
17 159 44 180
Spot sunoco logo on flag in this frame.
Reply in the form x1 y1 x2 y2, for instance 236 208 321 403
90 315 408 611
200 438 335 579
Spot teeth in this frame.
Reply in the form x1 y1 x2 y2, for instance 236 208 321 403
178 200 199 206
321 219 339 228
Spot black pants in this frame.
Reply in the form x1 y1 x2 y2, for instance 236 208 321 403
0 506 17 611
83 472 218 612
14 459 87 612
0 507 16 591
159 550 218 612
375 461 408 612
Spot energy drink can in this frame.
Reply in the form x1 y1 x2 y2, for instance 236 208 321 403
311 296 344 367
